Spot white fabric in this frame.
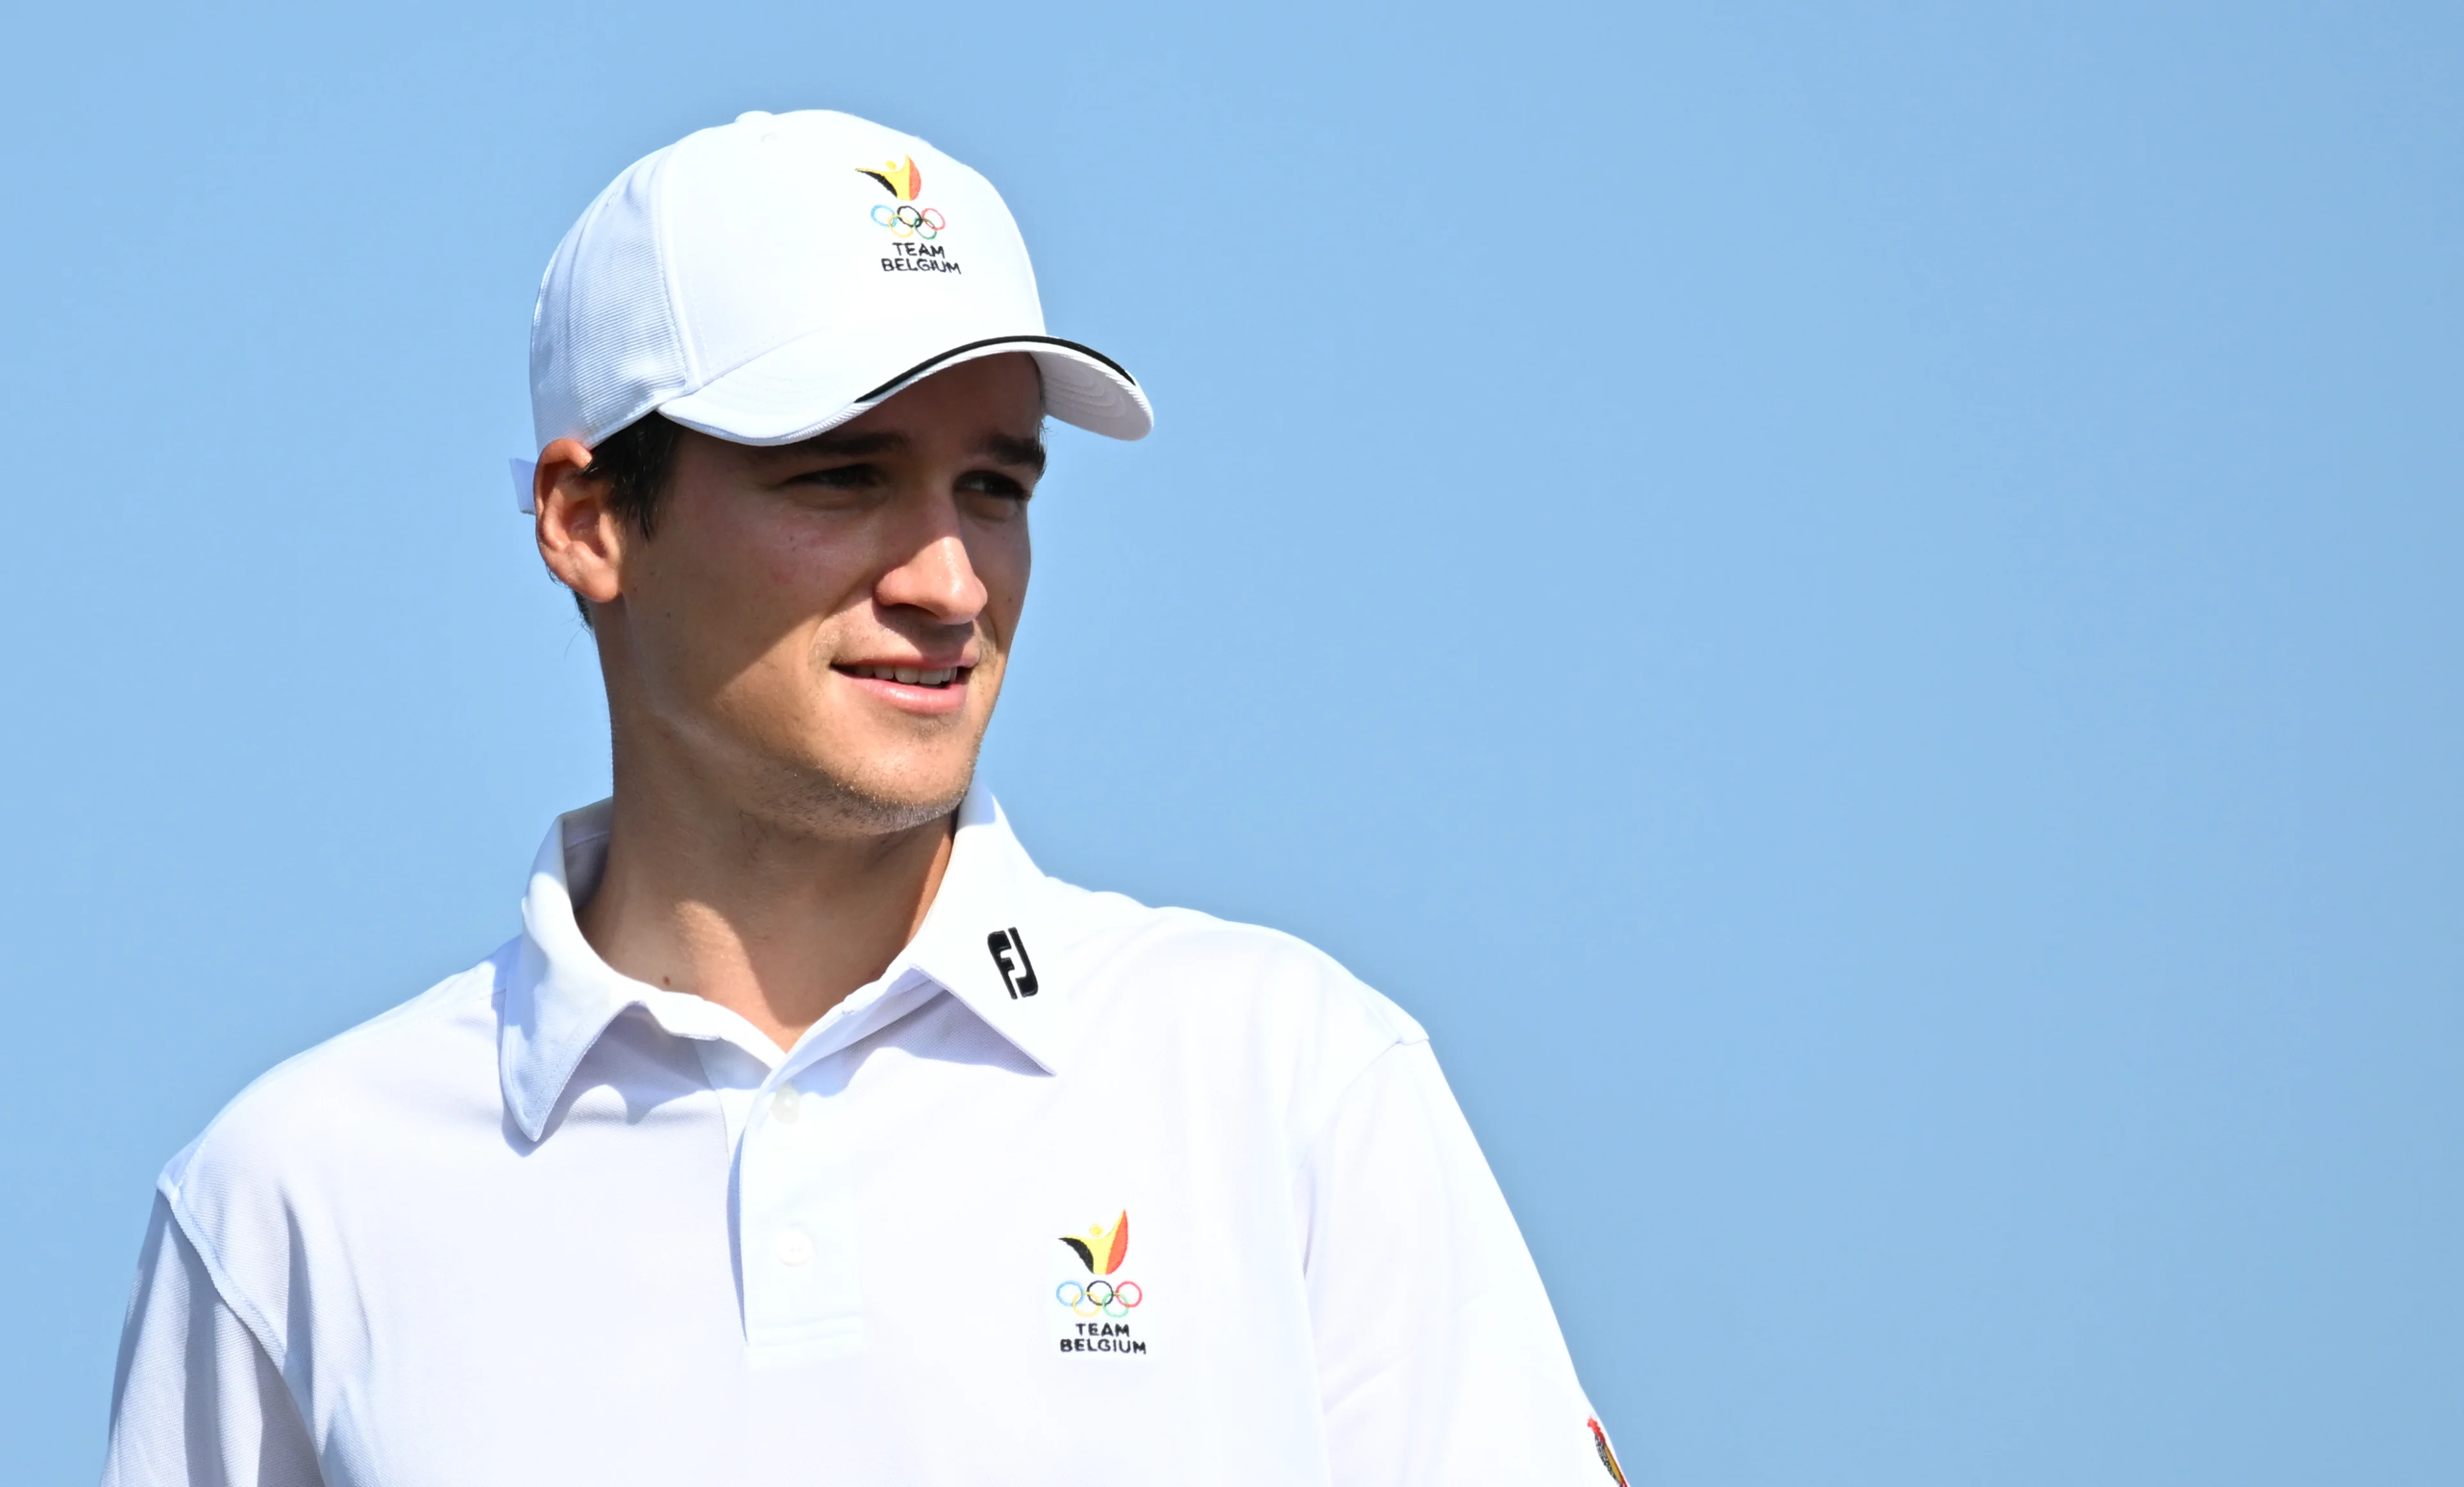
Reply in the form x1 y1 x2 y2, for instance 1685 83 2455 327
103 785 1616 1486
527 108 1152 461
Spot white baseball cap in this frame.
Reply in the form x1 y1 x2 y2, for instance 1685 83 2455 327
519 108 1149 509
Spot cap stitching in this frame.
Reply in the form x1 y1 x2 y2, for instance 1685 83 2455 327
648 144 706 390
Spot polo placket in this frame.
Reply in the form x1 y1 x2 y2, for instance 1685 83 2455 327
675 972 915 1361
688 956 982 1360
734 1058 862 1358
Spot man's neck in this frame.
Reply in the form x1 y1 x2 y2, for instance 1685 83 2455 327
574 776 958 1053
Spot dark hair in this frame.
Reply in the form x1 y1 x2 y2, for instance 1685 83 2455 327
585 411 684 536
567 411 682 624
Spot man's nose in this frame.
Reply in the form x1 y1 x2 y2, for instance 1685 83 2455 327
875 514 989 625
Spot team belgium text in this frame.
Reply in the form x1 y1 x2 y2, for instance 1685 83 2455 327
882 243 961 273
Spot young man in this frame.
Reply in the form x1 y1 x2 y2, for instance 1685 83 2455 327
103 109 1625 1486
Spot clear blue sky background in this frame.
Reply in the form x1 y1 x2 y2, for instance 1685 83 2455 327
2 2 2456 1482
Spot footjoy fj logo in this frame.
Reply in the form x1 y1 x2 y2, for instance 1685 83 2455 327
987 927 1038 999
1054 1210 1147 1355
857 155 961 274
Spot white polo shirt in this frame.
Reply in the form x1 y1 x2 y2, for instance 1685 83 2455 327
103 786 1625 1486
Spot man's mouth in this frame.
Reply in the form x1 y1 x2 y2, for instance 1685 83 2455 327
835 663 969 689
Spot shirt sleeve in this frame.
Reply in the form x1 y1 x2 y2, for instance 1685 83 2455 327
1300 1039 1625 1487
101 1194 323 1487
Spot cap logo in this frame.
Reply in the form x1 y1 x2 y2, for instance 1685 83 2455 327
856 154 923 201
858 153 961 273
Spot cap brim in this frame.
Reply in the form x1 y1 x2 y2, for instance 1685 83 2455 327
658 328 1151 445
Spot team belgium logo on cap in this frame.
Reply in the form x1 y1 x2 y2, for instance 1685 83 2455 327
858 153 960 275
857 154 923 201
1054 1210 1148 1355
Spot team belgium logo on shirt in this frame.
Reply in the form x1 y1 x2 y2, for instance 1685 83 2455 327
1587 1418 1629 1484
857 155 961 275
1054 1210 1148 1355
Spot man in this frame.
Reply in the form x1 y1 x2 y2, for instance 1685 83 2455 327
103 108 1625 1486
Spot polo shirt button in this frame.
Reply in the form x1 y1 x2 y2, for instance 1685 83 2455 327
771 1085 802 1122
775 1228 814 1267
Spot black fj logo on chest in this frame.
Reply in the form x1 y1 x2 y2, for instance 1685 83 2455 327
988 927 1039 999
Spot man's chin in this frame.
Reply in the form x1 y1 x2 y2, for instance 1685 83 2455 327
749 740 981 839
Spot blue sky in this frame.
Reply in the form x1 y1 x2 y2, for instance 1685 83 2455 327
2 2 2458 1482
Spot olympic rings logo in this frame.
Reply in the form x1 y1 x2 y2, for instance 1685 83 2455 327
872 203 948 240
1056 1278 1143 1317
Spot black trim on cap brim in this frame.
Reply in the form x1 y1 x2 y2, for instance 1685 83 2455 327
856 334 1138 404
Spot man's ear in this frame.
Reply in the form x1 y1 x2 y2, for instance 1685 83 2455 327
535 437 626 609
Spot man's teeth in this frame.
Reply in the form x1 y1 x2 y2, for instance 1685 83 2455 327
848 664 960 686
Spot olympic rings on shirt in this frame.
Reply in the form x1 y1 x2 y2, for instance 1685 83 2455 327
1055 1278 1144 1317
871 203 948 239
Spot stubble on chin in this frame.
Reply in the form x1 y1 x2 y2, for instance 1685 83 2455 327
754 760 975 841
730 710 989 846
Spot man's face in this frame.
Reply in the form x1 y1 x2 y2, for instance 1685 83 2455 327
603 353 1043 832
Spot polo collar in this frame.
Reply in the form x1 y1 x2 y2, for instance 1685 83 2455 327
499 781 1068 1142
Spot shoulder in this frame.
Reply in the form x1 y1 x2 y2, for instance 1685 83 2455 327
165 949 509 1190
1045 879 1421 1038
1036 877 1426 1134
153 948 513 1338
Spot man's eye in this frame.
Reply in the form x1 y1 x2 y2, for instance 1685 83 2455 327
957 470 1031 500
789 463 879 490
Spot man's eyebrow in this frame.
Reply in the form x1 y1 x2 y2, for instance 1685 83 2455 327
980 432 1048 476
